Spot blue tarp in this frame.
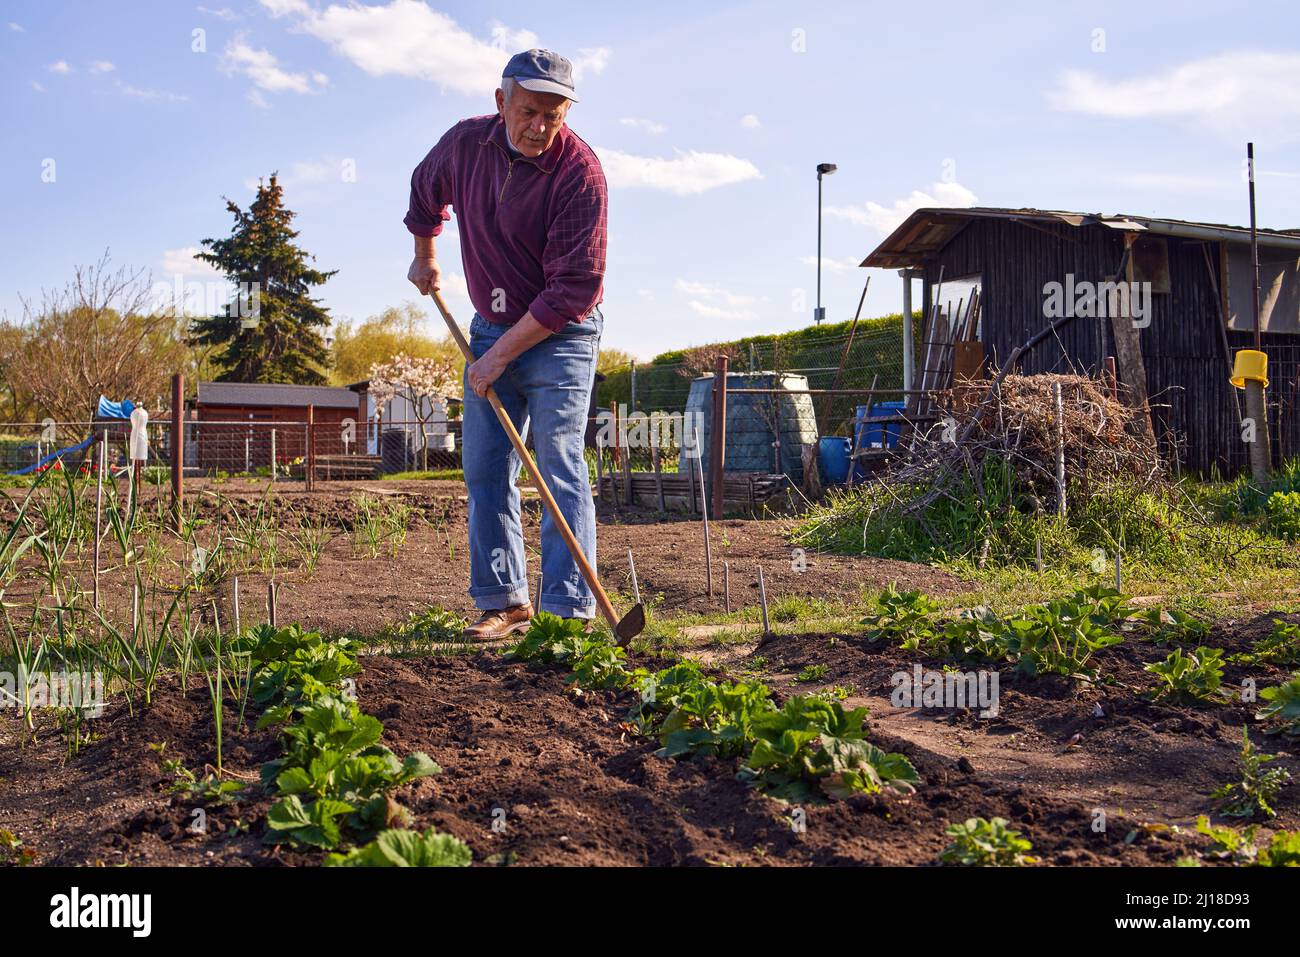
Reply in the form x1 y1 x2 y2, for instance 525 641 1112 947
96 395 136 419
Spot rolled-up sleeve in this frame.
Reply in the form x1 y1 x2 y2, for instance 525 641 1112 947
404 127 455 238
528 163 608 332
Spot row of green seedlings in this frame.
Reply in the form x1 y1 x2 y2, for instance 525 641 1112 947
863 584 1300 720
935 721 1300 866
938 811 1300 867
217 622 470 866
509 612 920 802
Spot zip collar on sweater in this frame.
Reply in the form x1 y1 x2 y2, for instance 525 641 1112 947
480 115 565 174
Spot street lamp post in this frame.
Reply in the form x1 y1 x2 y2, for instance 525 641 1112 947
815 163 837 324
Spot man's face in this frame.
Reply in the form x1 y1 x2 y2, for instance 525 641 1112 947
495 85 571 158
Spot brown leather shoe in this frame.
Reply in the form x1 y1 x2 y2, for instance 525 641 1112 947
463 603 534 641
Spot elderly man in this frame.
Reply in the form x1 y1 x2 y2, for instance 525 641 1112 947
405 49 608 640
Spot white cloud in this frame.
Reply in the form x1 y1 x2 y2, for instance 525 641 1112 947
89 60 116 73
739 113 761 130
827 180 977 233
673 278 755 307
30 80 45 93
596 147 760 195
259 0 312 16
620 116 667 135
48 60 72 74
242 157 341 191
8 21 24 32
266 1 607 99
161 247 223 279
119 83 189 102
1048 51 1300 140
676 278 761 321
247 88 270 109
222 38 326 94
687 300 756 322
570 47 610 80
799 255 860 273
198 6 241 21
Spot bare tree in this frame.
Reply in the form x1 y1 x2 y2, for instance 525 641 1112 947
4 254 189 422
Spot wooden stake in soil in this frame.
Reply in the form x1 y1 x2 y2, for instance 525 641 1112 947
1035 537 1043 576
535 570 544 611
232 575 241 637
693 427 713 596
267 581 278 628
1054 381 1066 517
724 561 731 614
757 566 770 635
132 581 139 638
1115 549 1123 593
93 434 105 613
652 445 665 514
627 548 641 605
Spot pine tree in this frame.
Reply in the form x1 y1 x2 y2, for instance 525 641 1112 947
190 174 335 384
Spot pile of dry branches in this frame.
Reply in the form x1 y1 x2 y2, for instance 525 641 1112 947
883 372 1164 515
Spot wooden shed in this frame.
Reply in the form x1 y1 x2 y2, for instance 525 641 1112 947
194 381 364 472
863 207 1300 475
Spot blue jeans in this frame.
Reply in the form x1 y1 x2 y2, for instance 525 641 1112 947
462 310 602 618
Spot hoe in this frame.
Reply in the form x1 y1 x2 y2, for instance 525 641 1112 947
429 290 646 645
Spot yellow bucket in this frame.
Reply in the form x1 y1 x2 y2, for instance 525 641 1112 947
1231 349 1269 389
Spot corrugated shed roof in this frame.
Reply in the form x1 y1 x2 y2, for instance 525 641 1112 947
196 382 359 410
861 206 1300 269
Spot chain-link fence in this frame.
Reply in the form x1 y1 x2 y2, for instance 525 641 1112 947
0 416 465 484
598 313 910 438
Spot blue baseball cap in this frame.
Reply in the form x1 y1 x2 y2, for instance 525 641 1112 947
502 48 579 103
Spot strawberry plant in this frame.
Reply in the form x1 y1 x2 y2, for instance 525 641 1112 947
796 664 828 683
861 584 939 648
627 661 708 732
935 607 1005 661
377 606 469 650
1212 726 1291 820
742 695 918 800
999 590 1126 679
1138 607 1212 645
1196 816 1300 866
1144 646 1226 703
940 817 1036 866
656 677 774 758
1232 620 1300 667
508 612 590 663
324 827 472 867
245 623 361 709
1257 673 1300 737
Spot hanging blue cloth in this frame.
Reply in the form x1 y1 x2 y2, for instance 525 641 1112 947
96 395 136 419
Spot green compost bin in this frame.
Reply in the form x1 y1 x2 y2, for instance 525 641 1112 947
678 372 819 485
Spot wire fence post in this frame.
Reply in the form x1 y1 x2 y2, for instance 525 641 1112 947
306 405 316 491
170 372 184 533
710 354 729 520
270 427 277 483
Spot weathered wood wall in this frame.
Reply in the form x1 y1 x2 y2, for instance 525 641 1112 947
920 218 1298 475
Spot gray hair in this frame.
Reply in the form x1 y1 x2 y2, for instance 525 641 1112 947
500 75 517 104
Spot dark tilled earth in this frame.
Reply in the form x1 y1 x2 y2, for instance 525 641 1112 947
8 629 1285 866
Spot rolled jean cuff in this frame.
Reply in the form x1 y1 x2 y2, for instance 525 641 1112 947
470 582 531 611
540 594 596 618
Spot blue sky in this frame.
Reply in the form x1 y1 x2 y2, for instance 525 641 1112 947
3 0 1299 359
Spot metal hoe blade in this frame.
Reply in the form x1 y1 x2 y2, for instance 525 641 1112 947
614 603 646 645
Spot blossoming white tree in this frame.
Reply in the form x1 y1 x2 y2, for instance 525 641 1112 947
367 352 459 470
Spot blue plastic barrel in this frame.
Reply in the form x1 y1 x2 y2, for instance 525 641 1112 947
817 436 851 484
855 401 906 451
